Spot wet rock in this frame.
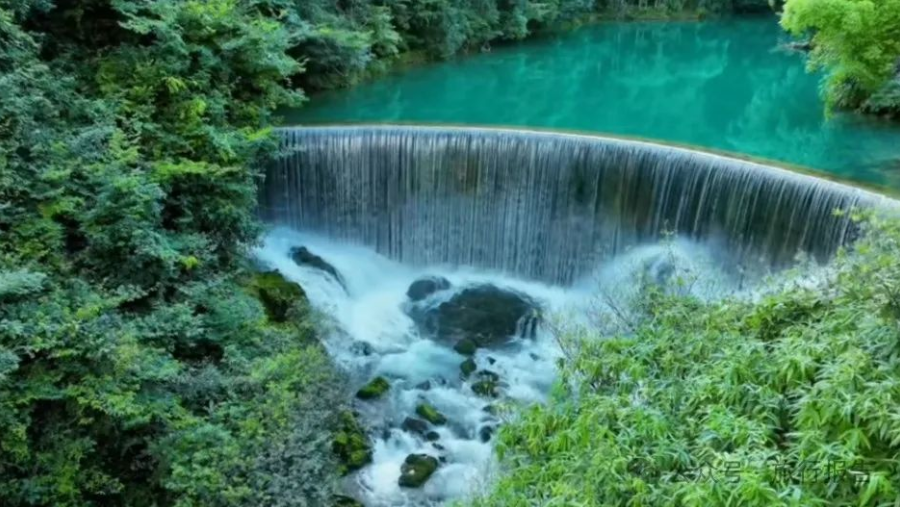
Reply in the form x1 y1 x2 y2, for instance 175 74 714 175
487 356 496 365
356 376 390 400
251 270 305 323
398 454 439 488
460 358 476 378
432 442 445 451
407 276 451 301
425 431 440 441
472 380 499 397
479 425 495 442
415 380 432 391
332 411 372 475
415 284 540 347
401 417 429 436
415 403 447 425
453 337 478 356
290 246 347 289
471 370 500 398
483 405 498 416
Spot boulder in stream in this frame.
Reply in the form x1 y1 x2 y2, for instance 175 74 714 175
401 417 430 436
460 358 476 378
356 376 390 400
415 403 447 425
413 284 540 347
398 454 439 488
471 370 501 398
453 337 478 356
406 276 451 301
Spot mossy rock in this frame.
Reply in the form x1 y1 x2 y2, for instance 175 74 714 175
415 403 446 425
471 371 500 398
453 338 477 356
398 453 439 488
332 411 372 475
356 376 390 400
250 270 306 323
460 358 476 378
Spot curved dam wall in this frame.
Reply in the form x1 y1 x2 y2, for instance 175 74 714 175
260 126 890 285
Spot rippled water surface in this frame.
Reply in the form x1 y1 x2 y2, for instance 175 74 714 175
288 18 900 189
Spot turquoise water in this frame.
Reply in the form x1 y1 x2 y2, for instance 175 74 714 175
287 18 900 190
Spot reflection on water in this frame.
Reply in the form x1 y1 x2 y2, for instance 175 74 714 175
287 18 900 189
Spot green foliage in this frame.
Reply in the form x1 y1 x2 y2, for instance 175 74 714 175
473 215 900 506
0 1 345 506
782 0 900 115
331 411 374 476
283 0 768 91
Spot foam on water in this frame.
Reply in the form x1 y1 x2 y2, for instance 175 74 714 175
254 227 749 506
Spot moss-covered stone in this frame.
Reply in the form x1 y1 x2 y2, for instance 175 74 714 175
398 453 439 488
471 371 500 398
453 337 477 356
415 403 446 425
356 376 390 400
460 358 476 378
471 380 498 397
250 270 306 323
332 411 372 475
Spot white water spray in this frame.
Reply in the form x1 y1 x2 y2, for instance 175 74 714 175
255 227 744 506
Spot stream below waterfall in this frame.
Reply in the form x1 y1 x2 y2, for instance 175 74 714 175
255 227 753 506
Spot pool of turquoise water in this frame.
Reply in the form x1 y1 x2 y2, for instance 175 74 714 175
286 17 900 190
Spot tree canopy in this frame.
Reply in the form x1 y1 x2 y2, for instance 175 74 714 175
782 0 900 116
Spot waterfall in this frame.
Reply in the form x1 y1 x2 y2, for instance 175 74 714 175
260 125 890 285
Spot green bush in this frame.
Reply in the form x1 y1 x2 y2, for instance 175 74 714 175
473 214 900 506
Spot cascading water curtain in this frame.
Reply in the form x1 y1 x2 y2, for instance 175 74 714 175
260 126 887 285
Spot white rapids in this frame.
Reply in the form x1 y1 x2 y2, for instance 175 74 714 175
254 227 746 506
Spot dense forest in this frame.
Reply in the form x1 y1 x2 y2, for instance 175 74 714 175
1 1 899 506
